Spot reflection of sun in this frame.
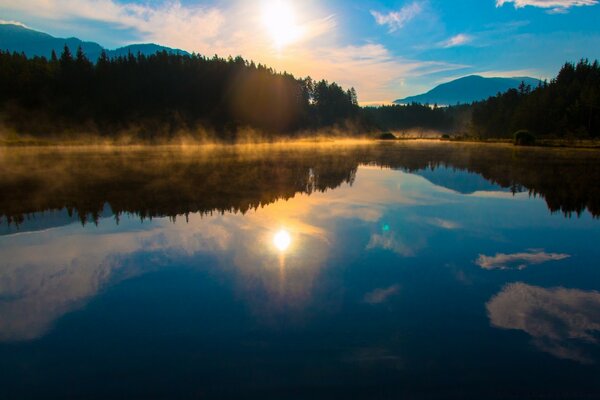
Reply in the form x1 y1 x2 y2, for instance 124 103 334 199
262 0 302 50
273 229 292 252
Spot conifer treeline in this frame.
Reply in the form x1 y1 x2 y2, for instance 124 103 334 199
0 47 360 139
471 60 600 139
0 45 598 139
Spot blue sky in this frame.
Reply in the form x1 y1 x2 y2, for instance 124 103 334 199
1 0 599 102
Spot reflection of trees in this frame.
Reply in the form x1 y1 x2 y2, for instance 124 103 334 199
367 144 600 217
1 143 599 226
0 146 360 226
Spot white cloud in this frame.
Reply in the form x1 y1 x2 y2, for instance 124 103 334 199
440 33 473 48
364 285 400 304
496 0 598 13
371 2 422 33
487 283 600 363
0 19 29 27
476 250 570 270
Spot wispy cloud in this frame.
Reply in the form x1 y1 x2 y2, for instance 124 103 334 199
496 0 598 13
371 2 422 33
440 33 473 48
0 19 29 27
476 250 570 270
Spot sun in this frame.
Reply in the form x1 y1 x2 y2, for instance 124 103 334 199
262 0 302 50
273 229 292 252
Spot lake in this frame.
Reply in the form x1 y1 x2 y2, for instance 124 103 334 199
1 142 600 399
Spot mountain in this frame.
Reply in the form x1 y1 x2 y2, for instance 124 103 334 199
0 23 189 61
412 167 518 195
394 75 541 106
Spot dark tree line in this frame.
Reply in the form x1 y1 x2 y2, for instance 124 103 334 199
365 60 600 139
1 45 598 140
362 103 471 134
471 60 600 139
0 47 360 140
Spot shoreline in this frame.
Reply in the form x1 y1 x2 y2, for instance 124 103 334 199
1 136 599 150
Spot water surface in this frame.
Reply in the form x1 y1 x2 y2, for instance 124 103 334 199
1 142 599 399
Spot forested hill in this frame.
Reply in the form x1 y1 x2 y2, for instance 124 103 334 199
0 47 360 140
394 75 541 106
366 60 600 140
471 60 600 139
0 23 188 61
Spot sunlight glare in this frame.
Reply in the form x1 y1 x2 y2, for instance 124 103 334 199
273 229 292 252
262 0 302 50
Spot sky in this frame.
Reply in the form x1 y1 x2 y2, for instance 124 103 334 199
1 0 599 103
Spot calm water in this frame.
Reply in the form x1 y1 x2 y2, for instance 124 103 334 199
1 142 600 399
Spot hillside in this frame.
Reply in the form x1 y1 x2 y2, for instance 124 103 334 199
0 23 189 60
395 75 541 106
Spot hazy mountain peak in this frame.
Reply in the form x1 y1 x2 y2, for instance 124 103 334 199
0 23 189 60
395 75 541 106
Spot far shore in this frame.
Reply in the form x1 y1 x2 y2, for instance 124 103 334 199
1 135 600 150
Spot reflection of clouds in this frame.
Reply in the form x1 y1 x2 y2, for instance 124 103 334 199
366 232 419 257
487 283 600 363
476 250 570 270
425 217 460 230
0 218 233 341
0 164 445 341
364 285 400 304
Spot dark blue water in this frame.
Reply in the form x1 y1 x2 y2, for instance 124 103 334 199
1 143 599 399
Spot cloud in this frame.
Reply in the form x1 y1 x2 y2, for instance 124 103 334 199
440 33 473 48
371 2 422 33
0 0 225 51
291 43 465 103
496 0 598 13
487 283 600 363
0 19 29 27
364 285 400 304
476 250 570 270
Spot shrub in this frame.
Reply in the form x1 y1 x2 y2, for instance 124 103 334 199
514 130 536 146
378 132 397 140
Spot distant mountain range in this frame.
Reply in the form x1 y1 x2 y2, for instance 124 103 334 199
395 75 541 106
0 23 189 60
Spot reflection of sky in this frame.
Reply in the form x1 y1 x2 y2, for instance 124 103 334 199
1 163 600 390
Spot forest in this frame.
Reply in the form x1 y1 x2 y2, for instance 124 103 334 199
0 45 598 141
0 47 361 140
470 60 600 139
